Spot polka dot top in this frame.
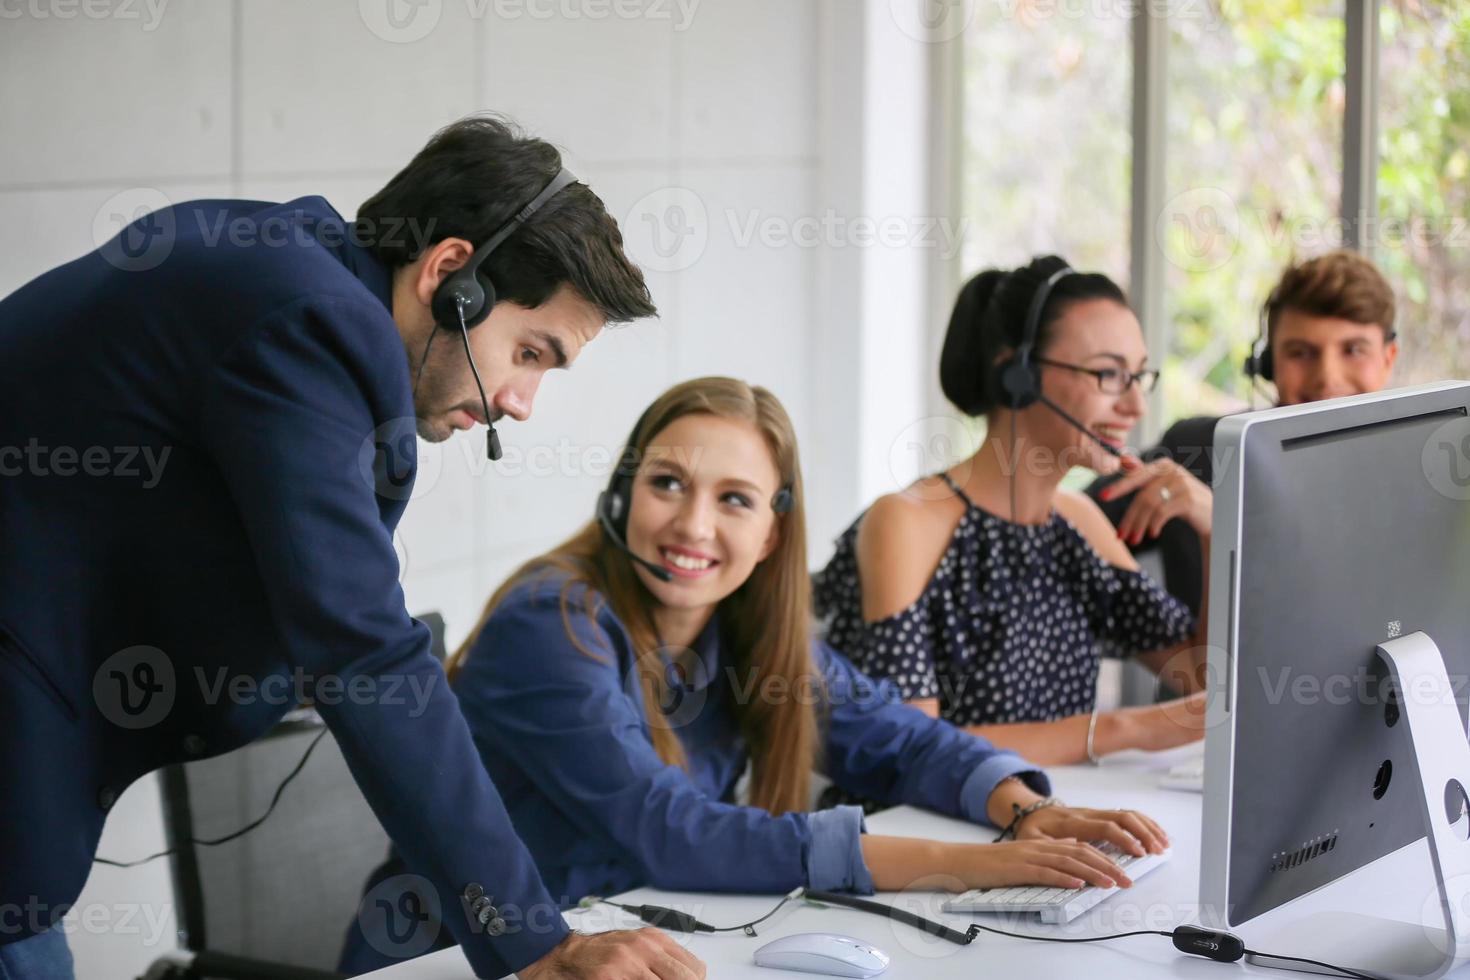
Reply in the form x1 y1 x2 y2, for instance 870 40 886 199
813 473 1195 727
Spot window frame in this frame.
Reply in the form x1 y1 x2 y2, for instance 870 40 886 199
939 0 1387 442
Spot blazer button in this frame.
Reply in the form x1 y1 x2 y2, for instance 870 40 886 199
464 882 484 902
183 735 206 756
470 896 493 919
486 916 507 937
476 904 500 927
97 787 118 811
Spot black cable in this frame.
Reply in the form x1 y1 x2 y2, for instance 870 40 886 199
455 301 501 463
581 889 802 938
958 909 1374 979
412 321 438 398
454 300 502 462
93 729 329 868
804 891 974 945
960 913 1374 980
968 921 1170 945
1240 946 1378 980
1009 406 1018 524
594 889 1380 980
456 301 491 429
701 891 800 935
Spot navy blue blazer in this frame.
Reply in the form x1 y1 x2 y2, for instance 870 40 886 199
0 198 566 977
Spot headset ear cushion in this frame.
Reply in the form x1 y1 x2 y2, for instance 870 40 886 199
598 489 624 526
1258 347 1274 383
598 444 642 531
997 357 1040 409
431 270 491 329
771 487 794 514
468 274 496 327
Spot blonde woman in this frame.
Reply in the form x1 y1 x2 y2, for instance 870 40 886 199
341 377 1171 975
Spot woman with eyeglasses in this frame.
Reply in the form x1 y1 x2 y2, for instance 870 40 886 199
815 255 1213 766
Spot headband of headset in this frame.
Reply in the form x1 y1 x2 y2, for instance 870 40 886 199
429 167 579 330
991 265 1076 410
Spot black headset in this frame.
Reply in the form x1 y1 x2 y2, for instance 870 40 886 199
430 167 579 329
419 167 579 461
1242 285 1280 383
990 265 1076 409
597 405 795 583
984 263 1124 475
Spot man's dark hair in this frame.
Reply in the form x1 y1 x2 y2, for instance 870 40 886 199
356 114 656 324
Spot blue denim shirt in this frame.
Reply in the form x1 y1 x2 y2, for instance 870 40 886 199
454 571 1049 903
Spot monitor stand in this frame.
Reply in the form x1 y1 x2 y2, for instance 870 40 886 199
1244 631 1470 979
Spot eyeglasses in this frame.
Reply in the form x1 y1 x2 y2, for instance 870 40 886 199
1034 357 1160 395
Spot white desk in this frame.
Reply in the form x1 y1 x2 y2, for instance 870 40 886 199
361 746 1458 979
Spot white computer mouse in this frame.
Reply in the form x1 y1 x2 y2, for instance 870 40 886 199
753 932 890 977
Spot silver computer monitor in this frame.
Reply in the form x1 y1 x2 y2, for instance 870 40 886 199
1200 381 1470 974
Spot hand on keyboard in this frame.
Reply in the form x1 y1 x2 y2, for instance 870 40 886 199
955 838 1135 891
1014 804 1170 859
945 840 1174 924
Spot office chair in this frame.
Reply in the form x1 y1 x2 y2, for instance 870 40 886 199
139 613 447 980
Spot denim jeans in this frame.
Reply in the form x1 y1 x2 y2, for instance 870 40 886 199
0 925 75 980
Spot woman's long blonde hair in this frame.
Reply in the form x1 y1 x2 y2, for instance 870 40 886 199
446 377 820 815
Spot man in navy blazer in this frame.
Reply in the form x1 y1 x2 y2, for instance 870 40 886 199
0 115 704 980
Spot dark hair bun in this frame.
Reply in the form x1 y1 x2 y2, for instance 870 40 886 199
938 269 1008 415
938 254 1127 417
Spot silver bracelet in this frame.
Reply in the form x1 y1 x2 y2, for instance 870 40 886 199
1085 706 1102 765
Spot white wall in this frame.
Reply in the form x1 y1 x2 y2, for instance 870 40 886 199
0 2 945 975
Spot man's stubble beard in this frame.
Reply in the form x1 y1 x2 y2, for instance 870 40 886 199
414 415 453 443
410 351 459 444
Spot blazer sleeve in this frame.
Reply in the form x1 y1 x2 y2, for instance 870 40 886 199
198 298 565 979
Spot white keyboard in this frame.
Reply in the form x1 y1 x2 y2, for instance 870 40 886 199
942 841 1171 924
1159 757 1205 793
